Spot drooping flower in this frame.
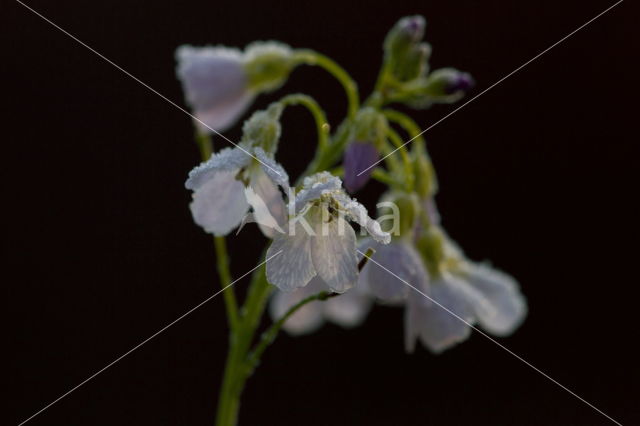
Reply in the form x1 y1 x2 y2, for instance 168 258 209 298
265 172 391 294
270 276 373 335
343 141 379 193
176 42 294 133
176 46 253 133
185 145 288 237
358 196 526 353
404 255 527 353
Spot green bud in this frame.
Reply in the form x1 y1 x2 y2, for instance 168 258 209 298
244 41 295 93
422 67 474 99
415 226 446 276
240 102 284 153
350 108 387 151
397 42 431 82
378 190 419 238
384 16 426 59
413 144 438 198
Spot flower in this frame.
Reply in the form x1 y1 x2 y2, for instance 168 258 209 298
265 172 391 294
359 213 526 353
359 237 428 304
185 145 288 237
176 42 294 133
176 45 254 133
404 243 527 353
270 276 373 335
342 141 379 193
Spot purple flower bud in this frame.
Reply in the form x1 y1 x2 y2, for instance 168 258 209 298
445 71 475 95
399 15 426 42
343 141 379 193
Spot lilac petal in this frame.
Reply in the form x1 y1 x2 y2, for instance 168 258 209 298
343 142 379 193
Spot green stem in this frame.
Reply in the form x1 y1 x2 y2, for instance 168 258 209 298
245 291 337 373
385 126 415 191
381 109 427 150
371 168 403 187
279 93 331 151
214 236 239 329
293 49 359 120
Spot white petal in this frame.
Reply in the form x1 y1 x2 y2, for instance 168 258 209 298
185 147 250 190
310 215 358 293
189 170 248 235
411 276 476 353
293 172 342 214
360 240 427 303
194 94 255 133
463 263 527 336
265 221 316 292
269 278 325 335
334 193 390 244
253 147 290 190
247 167 286 238
176 45 252 132
324 282 373 328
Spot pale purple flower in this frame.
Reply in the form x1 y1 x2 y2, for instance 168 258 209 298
176 45 255 133
359 237 428 304
265 172 391 294
405 259 527 353
359 230 527 353
343 141 379 193
270 276 373 335
185 146 287 237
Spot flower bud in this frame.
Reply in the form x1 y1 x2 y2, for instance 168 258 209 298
384 16 429 83
343 141 379 193
378 191 419 237
413 146 438 198
384 16 426 55
241 103 284 153
244 41 295 93
425 68 475 97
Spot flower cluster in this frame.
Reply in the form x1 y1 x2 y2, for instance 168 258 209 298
179 14 524 360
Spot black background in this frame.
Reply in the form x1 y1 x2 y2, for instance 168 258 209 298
6 0 638 425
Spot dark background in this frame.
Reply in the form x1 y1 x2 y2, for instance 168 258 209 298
5 0 638 425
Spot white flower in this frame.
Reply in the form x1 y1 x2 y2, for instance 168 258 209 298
176 45 254 133
266 172 391 294
404 260 527 353
359 237 428 304
176 42 294 133
269 276 373 335
359 227 526 354
185 146 288 237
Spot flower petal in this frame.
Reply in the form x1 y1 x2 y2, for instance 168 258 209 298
265 221 316 292
343 141 379 193
324 281 373 328
253 147 290 191
293 172 342 214
310 215 358 293
185 147 250 191
189 170 248 235
360 240 427 303
247 166 286 237
463 263 527 336
269 278 325 335
410 276 476 353
176 45 253 132
334 193 390 244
